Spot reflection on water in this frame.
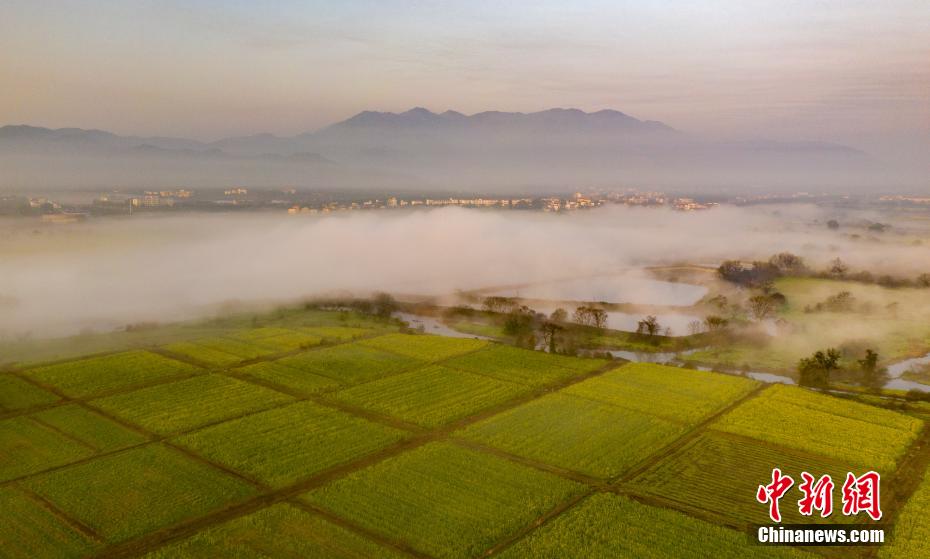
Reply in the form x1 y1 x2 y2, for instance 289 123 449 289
608 350 679 363
393 312 494 340
884 352 930 392
488 275 707 306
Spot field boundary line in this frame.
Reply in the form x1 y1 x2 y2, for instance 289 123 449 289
27 415 100 453
290 500 433 559
615 383 769 484
449 437 605 486
482 489 596 557
14 483 106 544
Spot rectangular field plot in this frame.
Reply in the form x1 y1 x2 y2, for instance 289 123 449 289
0 375 60 412
711 384 923 471
443 345 605 387
236 361 339 395
500 493 810 559
879 466 930 558
303 442 584 559
296 325 373 341
0 486 101 559
163 337 275 366
460 393 686 478
0 416 94 482
629 431 864 525
32 404 146 453
358 333 489 361
564 363 759 424
142 503 406 558
251 331 323 353
174 401 408 487
331 365 528 427
92 374 293 435
225 327 300 341
276 343 422 385
25 350 199 398
25 444 256 543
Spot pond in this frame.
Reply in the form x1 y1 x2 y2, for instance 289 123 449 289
393 312 495 340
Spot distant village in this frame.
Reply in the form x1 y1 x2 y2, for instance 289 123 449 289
0 187 722 221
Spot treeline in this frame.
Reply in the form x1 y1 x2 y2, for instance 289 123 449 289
718 252 930 289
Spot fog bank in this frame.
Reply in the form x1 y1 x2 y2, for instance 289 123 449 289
1 204 928 338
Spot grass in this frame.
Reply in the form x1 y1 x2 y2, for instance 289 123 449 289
500 492 812 559
0 375 59 411
711 384 923 471
0 486 101 558
236 361 340 395
302 442 585 559
358 333 489 361
460 392 687 478
563 363 759 425
91 374 294 435
296 325 373 341
24 444 256 543
330 365 528 427
32 404 146 453
141 503 406 558
174 401 408 487
24 350 198 398
629 431 864 525
443 345 605 386
879 464 930 558
0 415 94 482
275 343 421 385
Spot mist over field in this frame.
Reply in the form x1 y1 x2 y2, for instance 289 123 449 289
2 204 928 339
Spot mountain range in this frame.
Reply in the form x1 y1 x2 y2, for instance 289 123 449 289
0 108 876 192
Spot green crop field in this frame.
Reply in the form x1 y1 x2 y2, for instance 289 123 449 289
460 392 686 478
302 442 585 559
711 384 923 471
24 350 199 398
0 485 101 559
564 363 759 425
358 333 489 361
0 375 59 411
330 364 528 427
24 444 256 543
3 310 929 558
236 361 340 395
91 374 293 435
174 401 408 487
142 503 406 558
443 344 605 386
499 493 811 559
275 342 421 385
629 431 863 525
1 415 95 482
880 465 930 558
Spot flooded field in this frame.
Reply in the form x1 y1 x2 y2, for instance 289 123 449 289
485 274 707 306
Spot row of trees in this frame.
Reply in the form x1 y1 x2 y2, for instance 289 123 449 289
797 347 886 391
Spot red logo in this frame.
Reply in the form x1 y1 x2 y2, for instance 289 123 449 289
758 469 881 522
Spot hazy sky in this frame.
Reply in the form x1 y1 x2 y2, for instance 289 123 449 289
1 1 927 151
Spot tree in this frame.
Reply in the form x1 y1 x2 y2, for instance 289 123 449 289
483 296 518 314
769 252 807 275
829 258 849 277
717 261 745 283
748 294 778 320
797 348 841 389
503 306 536 349
636 315 661 337
855 349 888 392
371 292 397 319
704 315 729 332
541 321 563 353
827 219 840 230
572 306 607 329
917 273 930 288
688 320 705 335
549 308 568 322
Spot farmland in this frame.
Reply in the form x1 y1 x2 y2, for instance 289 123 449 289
24 350 198 398
2 308 929 557
711 384 923 471
302 442 585 559
174 401 408 487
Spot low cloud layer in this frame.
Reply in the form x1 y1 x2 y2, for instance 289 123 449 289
1 204 928 338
